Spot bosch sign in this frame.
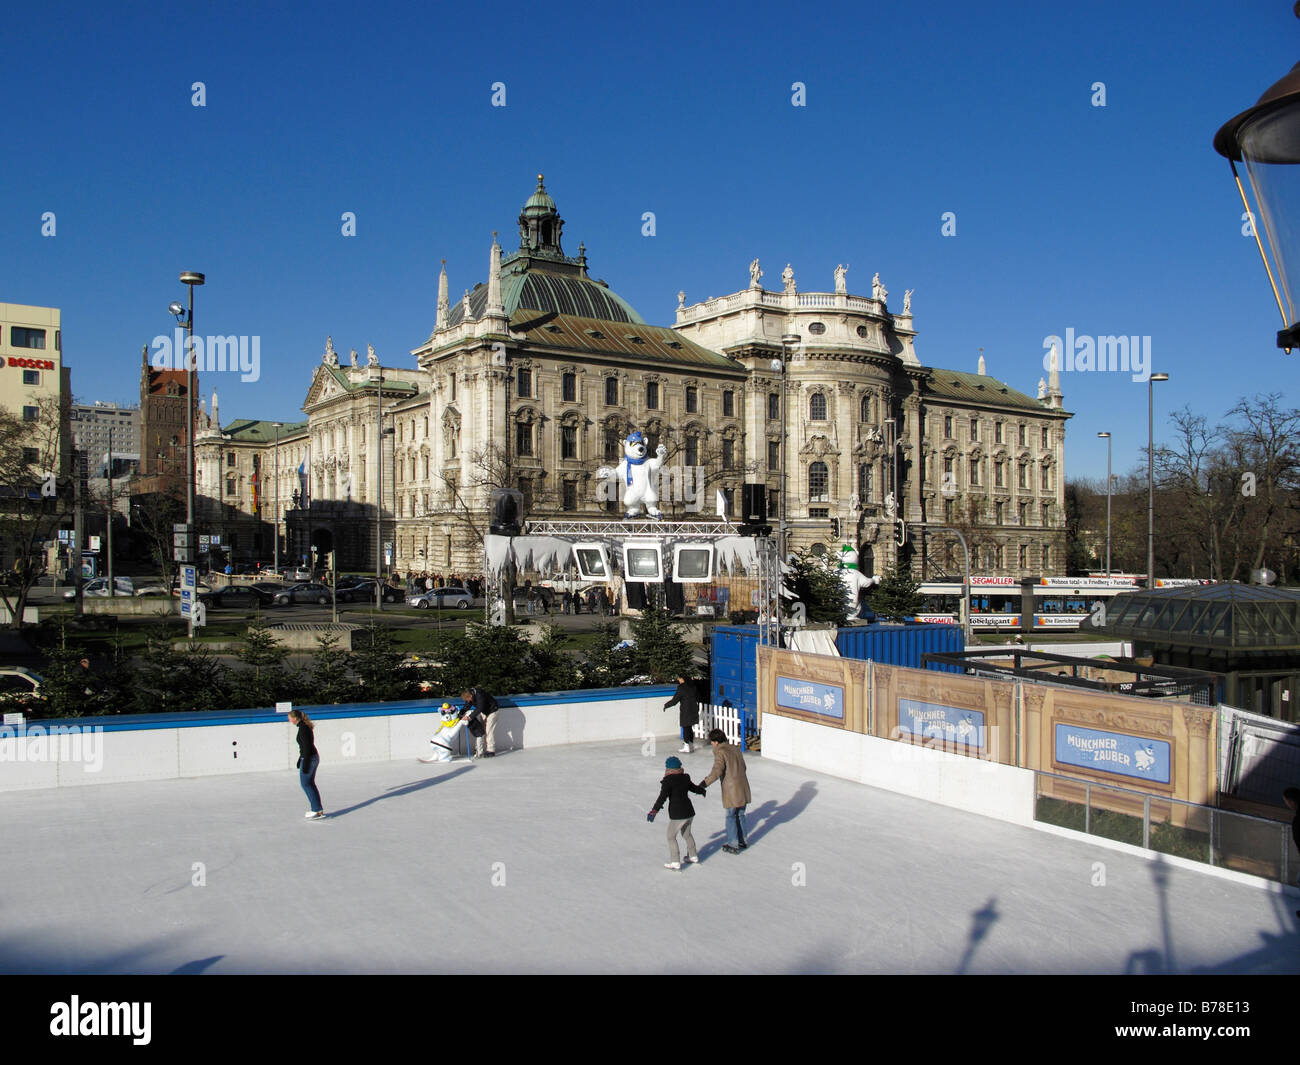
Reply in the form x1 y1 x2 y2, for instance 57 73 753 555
0 357 55 370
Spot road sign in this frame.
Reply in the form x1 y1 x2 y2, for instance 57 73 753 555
179 565 197 619
88 535 100 551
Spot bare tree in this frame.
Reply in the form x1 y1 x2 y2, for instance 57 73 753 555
0 398 75 627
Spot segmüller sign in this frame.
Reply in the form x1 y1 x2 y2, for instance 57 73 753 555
1054 723 1171 784
776 676 844 720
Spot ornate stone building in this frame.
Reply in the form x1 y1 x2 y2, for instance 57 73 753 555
189 178 1070 579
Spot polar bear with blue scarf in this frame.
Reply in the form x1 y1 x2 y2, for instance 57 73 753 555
597 430 669 519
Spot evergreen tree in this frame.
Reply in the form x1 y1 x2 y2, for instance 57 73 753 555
307 630 355 705
629 598 694 682
351 621 413 702
135 637 232 712
31 620 93 719
581 623 635 688
785 549 852 625
434 624 536 696
229 620 297 709
868 564 924 620
529 624 580 693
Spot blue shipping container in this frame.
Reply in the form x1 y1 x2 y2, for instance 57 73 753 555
710 622 964 713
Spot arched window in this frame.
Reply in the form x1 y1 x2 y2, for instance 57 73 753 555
860 394 872 422
809 393 827 421
809 461 829 502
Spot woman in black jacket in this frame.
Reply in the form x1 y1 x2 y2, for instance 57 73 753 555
647 756 706 870
663 675 700 754
289 709 325 820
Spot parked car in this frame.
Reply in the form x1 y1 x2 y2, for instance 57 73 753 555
273 582 333 606
0 666 43 708
336 577 403 604
63 576 149 600
208 584 277 609
407 585 474 610
290 566 316 581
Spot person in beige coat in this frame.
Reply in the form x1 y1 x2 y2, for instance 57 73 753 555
701 728 751 853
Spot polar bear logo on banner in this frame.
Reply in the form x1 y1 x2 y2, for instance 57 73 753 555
597 430 669 519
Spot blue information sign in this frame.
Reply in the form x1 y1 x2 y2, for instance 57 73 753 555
775 676 844 720
1054 723 1171 784
898 699 986 749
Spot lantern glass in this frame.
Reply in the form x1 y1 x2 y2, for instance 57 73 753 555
1239 102 1300 329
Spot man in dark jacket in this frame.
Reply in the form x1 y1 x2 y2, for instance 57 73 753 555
664 675 700 754
648 756 706 870
461 686 499 758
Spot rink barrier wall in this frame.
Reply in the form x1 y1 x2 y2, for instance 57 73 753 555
0 685 678 792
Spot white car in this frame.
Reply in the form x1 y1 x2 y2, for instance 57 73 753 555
0 666 43 704
64 576 136 599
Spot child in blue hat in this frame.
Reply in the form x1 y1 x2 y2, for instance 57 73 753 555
647 756 707 870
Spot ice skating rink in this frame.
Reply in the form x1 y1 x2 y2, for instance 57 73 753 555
1 739 1294 974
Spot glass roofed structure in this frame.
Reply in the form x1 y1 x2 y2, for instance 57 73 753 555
1103 583 1300 719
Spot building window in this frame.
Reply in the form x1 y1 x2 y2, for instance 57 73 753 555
515 422 533 456
943 455 955 479
518 478 533 512
944 498 954 522
1042 544 1051 570
768 392 779 421
22 406 38 422
1042 502 1051 525
686 386 698 414
768 440 779 472
1041 426 1049 449
969 456 980 486
995 421 1004 444
685 435 699 467
809 393 827 421
970 418 979 442
227 452 236 467
562 481 577 511
226 477 235 495
1018 464 1029 489
809 507 829 518
646 382 659 409
562 372 576 402
995 500 1004 524
1019 502 1029 526
604 429 621 462
808 322 826 335
809 461 829 502
561 425 577 460
994 544 1004 568
722 438 735 470
517 368 532 399
605 377 619 406
10 327 46 349
1040 464 1051 491
859 463 873 500
723 391 734 417
995 461 1005 488
1019 544 1028 568
22 370 38 386
1018 424 1027 447
944 415 953 438
450 374 457 402
860 394 872 422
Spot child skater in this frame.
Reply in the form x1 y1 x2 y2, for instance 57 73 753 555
647 756 706 870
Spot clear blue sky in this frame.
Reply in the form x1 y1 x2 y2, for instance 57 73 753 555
0 0 1293 481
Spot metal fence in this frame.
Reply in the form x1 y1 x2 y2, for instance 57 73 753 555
1033 769 1299 885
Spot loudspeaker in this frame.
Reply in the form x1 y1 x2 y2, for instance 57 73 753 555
489 488 522 536
741 484 767 523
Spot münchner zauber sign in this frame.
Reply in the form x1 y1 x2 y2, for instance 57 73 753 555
1053 723 1171 784
776 676 844 720
898 699 987 750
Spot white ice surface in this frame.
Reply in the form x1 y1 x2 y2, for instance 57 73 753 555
0 739 1294 974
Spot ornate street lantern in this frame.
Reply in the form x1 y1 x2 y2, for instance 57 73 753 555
1215 6 1300 350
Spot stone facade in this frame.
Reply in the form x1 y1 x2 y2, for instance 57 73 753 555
187 179 1070 578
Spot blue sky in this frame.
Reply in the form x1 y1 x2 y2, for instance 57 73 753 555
0 0 1293 480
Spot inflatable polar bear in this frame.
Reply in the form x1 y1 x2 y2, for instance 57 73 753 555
596 430 669 519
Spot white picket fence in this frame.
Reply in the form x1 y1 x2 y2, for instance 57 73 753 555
691 702 745 745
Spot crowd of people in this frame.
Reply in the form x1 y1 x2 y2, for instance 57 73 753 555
397 572 484 598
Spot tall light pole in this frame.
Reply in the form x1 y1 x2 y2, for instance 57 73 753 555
272 422 282 576
1097 431 1112 576
169 270 204 639
1146 373 1169 586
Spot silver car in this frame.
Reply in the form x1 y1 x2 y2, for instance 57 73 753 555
406 586 473 609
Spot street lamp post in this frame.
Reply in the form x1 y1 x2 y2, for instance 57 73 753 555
1097 431 1112 575
1146 373 1169 587
936 526 971 648
272 422 282 577
778 334 799 566
170 270 204 639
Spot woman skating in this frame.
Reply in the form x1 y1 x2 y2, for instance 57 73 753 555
289 709 326 820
